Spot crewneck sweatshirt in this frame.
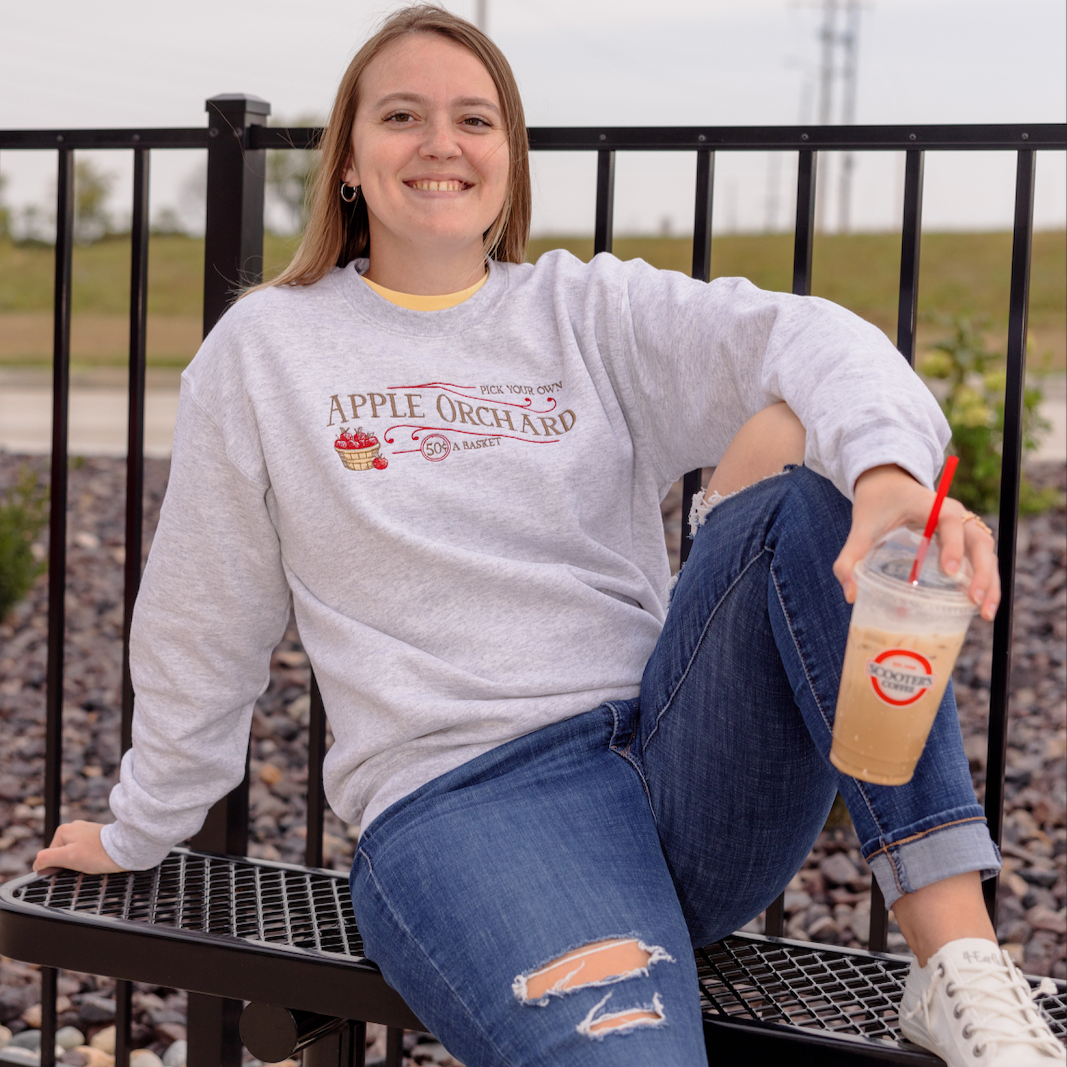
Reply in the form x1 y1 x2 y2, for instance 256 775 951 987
102 250 950 870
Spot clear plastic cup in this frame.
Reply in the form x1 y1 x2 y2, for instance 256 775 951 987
830 526 978 786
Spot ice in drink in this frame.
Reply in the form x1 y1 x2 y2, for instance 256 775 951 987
830 527 977 786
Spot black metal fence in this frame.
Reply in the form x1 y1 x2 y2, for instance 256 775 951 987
1 99 1064 1065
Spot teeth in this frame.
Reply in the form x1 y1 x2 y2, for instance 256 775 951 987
410 180 465 191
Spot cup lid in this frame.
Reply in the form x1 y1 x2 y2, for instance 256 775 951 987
857 525 973 596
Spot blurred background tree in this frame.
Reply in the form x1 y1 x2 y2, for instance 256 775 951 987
0 174 11 240
73 159 116 244
265 116 321 235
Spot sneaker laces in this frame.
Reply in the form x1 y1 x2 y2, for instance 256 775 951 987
902 952 1062 1058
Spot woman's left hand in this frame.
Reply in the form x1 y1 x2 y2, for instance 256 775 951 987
33 821 126 876
832 463 1000 622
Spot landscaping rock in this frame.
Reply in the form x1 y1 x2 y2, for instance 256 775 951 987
88 1025 114 1053
0 1045 41 1065
0 989 36 1027
129 1050 163 1067
54 1028 84 1052
76 997 116 1026
819 853 861 887
160 1039 186 1067
70 1048 113 1067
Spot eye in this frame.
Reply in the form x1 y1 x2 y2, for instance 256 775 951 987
461 116 492 128
384 111 416 124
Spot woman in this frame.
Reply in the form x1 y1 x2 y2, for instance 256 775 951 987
35 7 1062 1066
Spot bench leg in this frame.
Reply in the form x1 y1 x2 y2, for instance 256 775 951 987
303 1020 366 1067
385 1026 404 1067
114 979 133 1067
186 993 243 1067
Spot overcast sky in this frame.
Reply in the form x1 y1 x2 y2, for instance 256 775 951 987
1 0 1064 236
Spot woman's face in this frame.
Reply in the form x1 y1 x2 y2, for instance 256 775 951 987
344 34 510 268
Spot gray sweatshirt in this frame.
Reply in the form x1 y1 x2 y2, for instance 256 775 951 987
101 250 950 870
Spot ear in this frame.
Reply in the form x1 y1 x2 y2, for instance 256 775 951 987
342 153 360 189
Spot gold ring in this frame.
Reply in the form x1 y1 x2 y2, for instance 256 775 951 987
961 512 994 537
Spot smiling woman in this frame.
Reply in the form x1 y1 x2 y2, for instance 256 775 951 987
258 4 530 296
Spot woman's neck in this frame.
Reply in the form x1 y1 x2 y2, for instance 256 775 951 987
363 243 488 296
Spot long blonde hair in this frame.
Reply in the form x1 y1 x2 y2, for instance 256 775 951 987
261 5 530 291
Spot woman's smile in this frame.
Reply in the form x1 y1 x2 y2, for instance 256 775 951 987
405 178 473 192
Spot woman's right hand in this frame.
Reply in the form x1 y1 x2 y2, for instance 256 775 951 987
33 821 126 876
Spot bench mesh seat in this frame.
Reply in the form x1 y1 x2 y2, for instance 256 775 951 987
3 849 1063 1064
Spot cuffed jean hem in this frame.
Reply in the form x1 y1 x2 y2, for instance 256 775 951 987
863 812 1002 908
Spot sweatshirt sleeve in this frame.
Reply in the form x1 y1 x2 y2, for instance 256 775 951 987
100 383 291 870
603 258 949 498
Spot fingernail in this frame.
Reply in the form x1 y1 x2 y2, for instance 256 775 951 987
972 588 985 604
945 559 958 575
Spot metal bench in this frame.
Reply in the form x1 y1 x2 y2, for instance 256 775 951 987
5 853 1062 1065
0 99 1064 1065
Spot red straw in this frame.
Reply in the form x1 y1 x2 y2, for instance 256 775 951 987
908 455 959 585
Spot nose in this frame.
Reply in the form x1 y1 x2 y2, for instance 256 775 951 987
419 115 461 160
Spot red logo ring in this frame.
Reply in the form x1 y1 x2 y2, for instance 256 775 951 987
866 647 936 707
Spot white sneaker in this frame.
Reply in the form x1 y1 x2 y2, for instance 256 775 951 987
899 938 1065 1065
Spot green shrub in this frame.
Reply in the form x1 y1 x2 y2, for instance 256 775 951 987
919 315 1058 516
0 468 48 620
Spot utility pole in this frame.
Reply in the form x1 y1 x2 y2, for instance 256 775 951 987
837 0 862 232
814 0 837 232
807 0 865 232
817 0 837 127
475 0 488 32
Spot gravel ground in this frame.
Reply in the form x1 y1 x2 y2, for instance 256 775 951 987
1 453 1064 1065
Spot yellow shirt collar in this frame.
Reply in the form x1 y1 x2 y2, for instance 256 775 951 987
361 271 488 311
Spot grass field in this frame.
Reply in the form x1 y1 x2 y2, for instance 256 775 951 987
1 230 1063 371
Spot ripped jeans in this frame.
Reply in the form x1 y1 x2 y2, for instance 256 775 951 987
348 466 1000 1066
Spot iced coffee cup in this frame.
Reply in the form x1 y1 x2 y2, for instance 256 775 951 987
830 526 978 786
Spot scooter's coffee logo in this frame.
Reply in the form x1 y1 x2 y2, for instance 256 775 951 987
866 648 936 706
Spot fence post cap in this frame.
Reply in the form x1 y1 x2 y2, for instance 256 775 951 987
205 94 272 117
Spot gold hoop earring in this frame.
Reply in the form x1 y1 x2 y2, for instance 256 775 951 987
340 182 359 204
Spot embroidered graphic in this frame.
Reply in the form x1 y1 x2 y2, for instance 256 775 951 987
865 648 936 706
333 427 386 472
420 434 451 462
392 381 558 414
386 423 560 456
326 380 576 466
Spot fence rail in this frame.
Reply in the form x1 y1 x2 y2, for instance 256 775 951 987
1 101 1065 1066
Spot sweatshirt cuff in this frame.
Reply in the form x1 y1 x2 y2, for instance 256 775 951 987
836 427 944 500
100 819 176 872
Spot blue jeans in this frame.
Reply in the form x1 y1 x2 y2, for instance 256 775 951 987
349 467 1000 1066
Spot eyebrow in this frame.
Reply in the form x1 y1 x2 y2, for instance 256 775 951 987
373 91 501 115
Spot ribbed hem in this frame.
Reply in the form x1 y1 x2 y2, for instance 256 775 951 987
100 820 172 872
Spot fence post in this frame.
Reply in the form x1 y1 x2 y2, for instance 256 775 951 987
201 93 271 336
187 91 270 1067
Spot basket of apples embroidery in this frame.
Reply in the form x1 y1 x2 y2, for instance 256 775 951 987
334 428 388 471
